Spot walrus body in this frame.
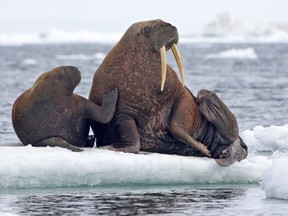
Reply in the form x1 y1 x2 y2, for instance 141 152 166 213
12 66 118 151
89 19 247 165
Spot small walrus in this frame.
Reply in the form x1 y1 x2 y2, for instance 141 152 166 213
89 19 247 166
12 66 118 151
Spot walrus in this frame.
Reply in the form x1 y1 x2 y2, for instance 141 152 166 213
89 19 247 166
12 66 118 151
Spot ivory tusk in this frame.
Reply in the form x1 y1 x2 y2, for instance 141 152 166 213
171 44 185 87
160 46 167 91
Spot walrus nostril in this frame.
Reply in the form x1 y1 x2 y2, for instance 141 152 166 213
219 148 230 159
165 23 172 27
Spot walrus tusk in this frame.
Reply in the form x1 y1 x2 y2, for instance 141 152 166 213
171 44 185 87
160 46 167 91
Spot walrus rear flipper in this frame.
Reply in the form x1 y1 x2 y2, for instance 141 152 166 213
197 89 238 141
34 137 83 152
197 89 248 166
215 137 247 166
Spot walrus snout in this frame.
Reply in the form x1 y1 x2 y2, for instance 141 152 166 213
150 22 185 91
63 66 81 89
215 138 248 166
153 25 179 52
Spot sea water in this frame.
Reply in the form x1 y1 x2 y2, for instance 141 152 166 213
1 40 288 215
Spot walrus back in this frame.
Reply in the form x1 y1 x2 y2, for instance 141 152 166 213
12 89 35 144
12 88 57 145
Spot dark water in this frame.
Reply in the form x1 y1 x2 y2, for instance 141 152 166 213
1 43 288 215
1 185 287 216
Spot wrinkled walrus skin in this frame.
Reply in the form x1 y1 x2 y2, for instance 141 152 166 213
12 66 118 151
89 19 247 165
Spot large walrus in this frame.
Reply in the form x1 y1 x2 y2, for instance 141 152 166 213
89 19 247 166
12 66 118 151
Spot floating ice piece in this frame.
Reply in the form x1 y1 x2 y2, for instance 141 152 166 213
204 48 258 59
262 158 288 200
0 146 272 189
22 58 37 65
56 52 105 61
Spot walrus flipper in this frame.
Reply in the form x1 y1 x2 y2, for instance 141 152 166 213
34 137 83 152
86 89 118 124
169 124 211 157
108 117 140 153
197 89 238 141
100 89 118 123
197 89 248 166
169 93 211 157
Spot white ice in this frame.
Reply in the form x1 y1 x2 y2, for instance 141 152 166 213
0 124 287 201
262 158 288 200
0 30 122 46
1 18 288 46
241 125 288 200
241 125 288 153
22 58 37 65
56 52 105 61
201 13 288 43
204 48 258 60
0 146 272 189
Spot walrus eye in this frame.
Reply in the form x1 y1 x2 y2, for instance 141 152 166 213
143 27 151 34
58 74 66 81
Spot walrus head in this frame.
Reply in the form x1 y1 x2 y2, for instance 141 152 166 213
33 66 81 97
126 19 185 91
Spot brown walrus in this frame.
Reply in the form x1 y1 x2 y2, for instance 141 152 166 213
89 19 247 166
12 66 118 151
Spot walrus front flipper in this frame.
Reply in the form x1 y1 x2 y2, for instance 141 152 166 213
197 89 238 141
169 93 211 157
109 117 141 153
34 137 83 152
86 89 118 124
100 89 118 123
170 124 212 157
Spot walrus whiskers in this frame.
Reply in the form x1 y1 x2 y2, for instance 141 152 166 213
171 44 185 87
160 46 167 91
